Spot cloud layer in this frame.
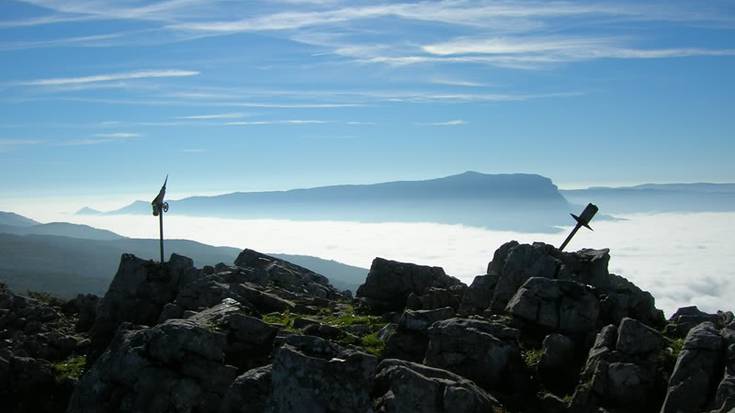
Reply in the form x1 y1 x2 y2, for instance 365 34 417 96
45 210 735 317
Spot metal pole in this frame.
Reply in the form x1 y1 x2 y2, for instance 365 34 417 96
159 211 164 263
559 223 581 251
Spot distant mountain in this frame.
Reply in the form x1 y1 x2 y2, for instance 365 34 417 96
0 212 367 297
75 207 102 215
0 211 39 227
0 222 124 241
562 183 735 214
83 171 573 232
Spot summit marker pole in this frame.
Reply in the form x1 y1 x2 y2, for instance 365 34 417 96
559 203 598 251
151 175 169 263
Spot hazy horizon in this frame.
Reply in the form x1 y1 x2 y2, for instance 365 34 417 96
4 205 732 318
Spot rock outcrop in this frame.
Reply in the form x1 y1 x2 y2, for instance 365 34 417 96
0 284 88 413
2 240 731 413
372 358 504 412
270 335 377 412
506 276 599 334
424 317 528 405
660 322 725 413
356 258 463 314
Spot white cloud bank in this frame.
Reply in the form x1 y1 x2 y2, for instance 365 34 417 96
33 211 735 317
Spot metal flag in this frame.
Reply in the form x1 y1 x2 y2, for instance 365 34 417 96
151 175 169 262
559 203 598 251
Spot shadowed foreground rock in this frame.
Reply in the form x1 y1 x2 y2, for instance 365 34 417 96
373 358 504 412
4 241 734 413
356 257 463 314
270 335 377 412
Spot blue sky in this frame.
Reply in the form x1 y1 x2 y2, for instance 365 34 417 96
1 0 734 201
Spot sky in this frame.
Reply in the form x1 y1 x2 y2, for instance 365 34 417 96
1 0 734 202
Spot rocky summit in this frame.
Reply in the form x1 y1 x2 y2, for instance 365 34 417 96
2 242 735 412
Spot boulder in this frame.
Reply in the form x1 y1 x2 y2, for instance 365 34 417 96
62 294 99 332
0 353 71 413
486 242 664 328
232 283 296 314
664 306 722 338
356 257 463 314
569 318 667 413
373 359 504 412
538 333 578 393
89 253 201 357
219 365 272 413
406 286 464 311
424 318 525 395
615 317 664 356
506 277 599 333
188 298 278 370
458 274 497 316
599 273 665 328
384 307 455 362
661 322 725 413
235 249 344 300
270 335 377 412
69 319 238 412
489 242 561 312
712 339 735 413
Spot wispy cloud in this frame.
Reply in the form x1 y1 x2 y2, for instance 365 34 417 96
22 69 199 86
419 36 735 68
225 119 328 126
416 119 466 126
429 78 492 88
94 132 141 139
60 132 141 146
175 113 246 120
0 138 45 152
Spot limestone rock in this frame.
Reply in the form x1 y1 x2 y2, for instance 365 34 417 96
506 277 600 333
188 298 278 370
69 319 237 412
384 307 455 362
665 306 722 338
458 274 497 316
219 365 272 413
373 358 504 413
615 317 664 356
406 286 464 311
661 322 725 413
235 249 344 300
424 318 525 395
270 335 377 413
89 253 201 357
538 333 578 393
569 318 667 413
489 242 561 312
356 257 463 314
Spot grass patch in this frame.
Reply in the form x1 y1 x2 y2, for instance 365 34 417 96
522 348 544 368
669 338 685 359
53 355 87 381
360 332 385 357
262 311 300 332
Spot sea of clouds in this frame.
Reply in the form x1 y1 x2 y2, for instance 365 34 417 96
18 209 735 318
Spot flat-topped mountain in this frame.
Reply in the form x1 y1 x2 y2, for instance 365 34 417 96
80 172 573 232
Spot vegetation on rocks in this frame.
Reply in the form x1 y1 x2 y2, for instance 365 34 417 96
53 355 87 381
